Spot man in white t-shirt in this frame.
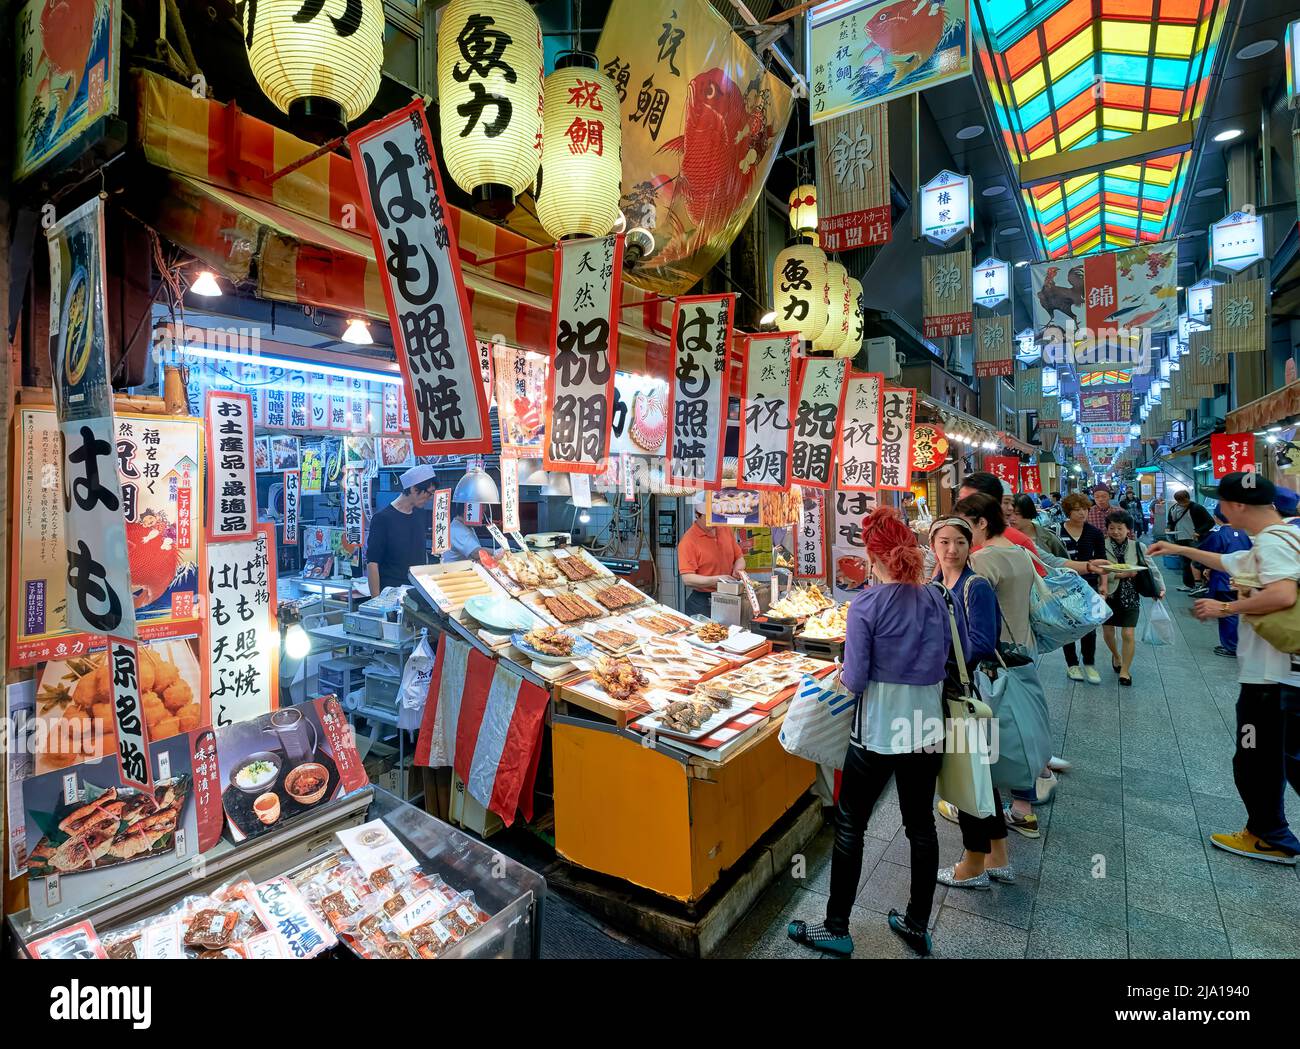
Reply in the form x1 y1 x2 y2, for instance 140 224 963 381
1150 472 1300 865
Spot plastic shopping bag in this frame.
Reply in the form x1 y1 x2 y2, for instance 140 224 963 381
396 630 437 731
1030 565 1111 654
1141 600 1176 647
976 661 1052 793
779 673 856 770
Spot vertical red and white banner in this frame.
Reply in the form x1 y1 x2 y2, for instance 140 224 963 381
876 387 916 491
348 101 491 455
666 293 735 489
1019 464 1042 494
342 466 366 556
477 340 494 409
1210 433 1256 478
382 385 402 434
204 524 278 726
984 455 1020 492
205 390 257 541
282 469 300 544
544 236 623 474
108 636 151 790
432 489 452 555
737 332 797 491
500 457 520 534
1084 252 1118 336
796 492 827 580
836 372 884 492
791 357 850 490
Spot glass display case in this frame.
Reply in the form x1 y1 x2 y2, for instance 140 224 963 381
8 787 545 960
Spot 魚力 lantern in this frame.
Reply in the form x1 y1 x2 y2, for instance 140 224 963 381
773 242 828 345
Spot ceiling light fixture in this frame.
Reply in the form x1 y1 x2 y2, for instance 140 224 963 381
956 125 985 140
982 185 1007 197
1015 260 1029 268
998 226 1019 236
342 318 372 345
190 270 222 296
1213 128 1244 143
1195 187 1223 197
1235 39 1277 60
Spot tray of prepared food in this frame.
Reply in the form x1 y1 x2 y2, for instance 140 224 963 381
519 588 608 626
485 550 567 593
627 607 695 636
686 621 767 654
578 622 642 654
511 626 595 665
765 584 834 622
632 685 761 740
798 603 848 641
551 546 611 582
585 581 650 612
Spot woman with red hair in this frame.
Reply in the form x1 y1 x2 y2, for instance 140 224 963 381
788 508 963 957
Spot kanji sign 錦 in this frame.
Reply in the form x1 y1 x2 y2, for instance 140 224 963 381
814 104 891 252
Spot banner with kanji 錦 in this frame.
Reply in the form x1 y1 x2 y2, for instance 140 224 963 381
737 333 796 491
923 249 972 340
876 387 916 491
836 372 883 492
1184 328 1226 393
666 293 734 489
974 314 1013 377
814 104 891 252
791 357 849 490
1212 279 1268 355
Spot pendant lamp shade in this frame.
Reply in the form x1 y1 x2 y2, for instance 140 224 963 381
815 262 852 355
453 466 501 504
789 184 818 234
773 242 829 345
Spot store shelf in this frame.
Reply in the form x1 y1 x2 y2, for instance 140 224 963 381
307 622 418 653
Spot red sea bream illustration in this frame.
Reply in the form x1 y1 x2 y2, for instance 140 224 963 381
859 0 950 86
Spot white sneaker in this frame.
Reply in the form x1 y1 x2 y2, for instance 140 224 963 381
1084 666 1101 685
1066 666 1084 682
1047 755 1072 772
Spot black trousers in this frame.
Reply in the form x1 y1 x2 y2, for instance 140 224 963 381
1062 630 1097 667
684 589 712 617
957 788 1008 853
827 744 943 933
1235 684 1300 853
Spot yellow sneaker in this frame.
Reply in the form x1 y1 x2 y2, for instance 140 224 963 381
937 800 961 825
1210 829 1299 865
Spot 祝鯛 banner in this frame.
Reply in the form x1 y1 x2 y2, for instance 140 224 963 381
348 101 491 455
737 332 796 491
545 236 623 473
923 248 972 340
876 387 916 491
205 390 256 541
836 372 883 492
1210 433 1256 478
974 314 1013 377
204 524 278 726
791 357 849 490
666 293 734 489
814 104 891 252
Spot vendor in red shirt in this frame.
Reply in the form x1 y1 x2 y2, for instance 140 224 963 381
958 472 1048 577
678 491 747 617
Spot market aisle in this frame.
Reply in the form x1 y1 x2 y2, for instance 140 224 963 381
714 585 1300 959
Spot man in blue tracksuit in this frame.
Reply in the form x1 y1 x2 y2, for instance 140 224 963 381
1197 509 1252 657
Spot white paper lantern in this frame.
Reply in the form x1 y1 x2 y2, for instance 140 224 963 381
773 242 828 344
537 55 623 240
840 276 865 360
789 184 818 235
243 0 384 129
438 0 545 214
816 262 852 355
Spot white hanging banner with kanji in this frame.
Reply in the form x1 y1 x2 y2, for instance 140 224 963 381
432 489 452 555
876 387 916 491
737 332 796 491
666 293 735 489
205 391 257 541
836 372 883 492
791 357 849 491
283 469 300 545
501 457 521 534
205 525 278 726
796 491 827 581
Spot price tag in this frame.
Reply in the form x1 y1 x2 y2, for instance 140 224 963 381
739 571 761 617
485 522 510 551
511 531 529 551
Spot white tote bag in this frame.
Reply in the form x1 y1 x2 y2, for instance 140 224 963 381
779 673 856 770
932 583 996 818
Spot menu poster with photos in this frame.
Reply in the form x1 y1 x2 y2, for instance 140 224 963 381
493 344 547 456
501 457 521 534
544 236 624 474
666 293 735 489
283 470 300 544
205 391 256 541
796 492 827 580
300 444 323 494
737 333 796 491
791 357 849 490
876 387 916 491
348 102 492 455
836 372 883 492
433 489 452 555
204 524 278 727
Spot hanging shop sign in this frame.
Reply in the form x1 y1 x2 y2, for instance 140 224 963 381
876 387 916 491
972 256 1009 309
204 524 277 727
1185 328 1227 391
1079 389 1132 424
791 357 850 490
774 242 829 346
501 458 521 534
806 0 971 124
796 492 827 580
537 62 623 241
737 333 797 492
922 248 972 339
493 344 547 456
1020 464 1042 494
1210 211 1265 273
919 171 973 247
1210 433 1256 479
666 292 735 489
107 637 150 790
911 422 948 472
1212 278 1268 355
545 235 623 474
973 314 1013 377
1038 395 1061 429
1288 19 1300 107
15 0 121 181
814 103 891 251
1187 278 1219 323
984 454 1019 491
348 101 491 455
282 469 300 545
433 489 452 555
205 390 257 542
1018 367 1043 414
49 198 135 641
835 372 883 491
342 466 365 556
596 0 792 295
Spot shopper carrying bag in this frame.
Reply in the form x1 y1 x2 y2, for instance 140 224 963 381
932 582 996 819
780 673 856 770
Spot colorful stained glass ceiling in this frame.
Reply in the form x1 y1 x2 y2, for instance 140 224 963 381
973 0 1229 259
1079 369 1134 385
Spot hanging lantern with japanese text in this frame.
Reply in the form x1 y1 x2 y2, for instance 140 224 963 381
841 276 865 361
773 242 829 345
815 261 853 355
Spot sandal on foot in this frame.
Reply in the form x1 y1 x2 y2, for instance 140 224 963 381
787 919 853 956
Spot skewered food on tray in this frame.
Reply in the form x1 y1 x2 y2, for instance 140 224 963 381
694 621 730 643
593 583 643 610
522 626 576 656
591 657 649 703
636 612 693 635
553 554 598 581
543 593 604 623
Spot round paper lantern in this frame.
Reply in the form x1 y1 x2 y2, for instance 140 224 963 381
536 54 623 240
773 242 828 344
815 262 852 355
243 0 384 134
789 184 818 235
438 0 544 216
840 276 865 360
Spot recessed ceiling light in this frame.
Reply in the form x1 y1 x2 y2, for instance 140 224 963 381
1015 260 1030 268
1195 186 1223 197
999 226 1019 236
956 125 985 140
1235 39 1277 60
1214 128 1244 143
982 185 1006 196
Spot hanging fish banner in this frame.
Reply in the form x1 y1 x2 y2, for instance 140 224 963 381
204 524 278 726
283 469 300 545
666 292 734 489
791 357 849 490
737 332 796 491
545 235 624 474
348 101 491 455
205 391 257 542
836 372 883 492
876 386 916 491
814 104 892 251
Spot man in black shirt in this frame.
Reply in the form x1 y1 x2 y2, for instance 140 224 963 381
365 464 435 595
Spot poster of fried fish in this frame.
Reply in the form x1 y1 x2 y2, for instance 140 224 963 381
596 0 792 295
347 101 491 455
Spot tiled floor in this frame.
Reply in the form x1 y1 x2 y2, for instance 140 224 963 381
714 584 1300 959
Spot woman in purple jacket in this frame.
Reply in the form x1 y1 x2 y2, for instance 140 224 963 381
789 508 963 957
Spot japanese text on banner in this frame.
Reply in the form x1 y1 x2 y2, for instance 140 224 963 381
791 357 848 490
205 391 257 541
738 333 795 491
667 293 734 489
836 372 883 491
205 526 277 726
876 387 916 491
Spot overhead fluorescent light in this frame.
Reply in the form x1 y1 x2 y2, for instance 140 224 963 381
1213 128 1244 143
175 344 403 385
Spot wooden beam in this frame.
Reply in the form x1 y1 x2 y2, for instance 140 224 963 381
1017 119 1197 188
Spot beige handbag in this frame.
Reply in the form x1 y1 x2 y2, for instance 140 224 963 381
932 584 996 818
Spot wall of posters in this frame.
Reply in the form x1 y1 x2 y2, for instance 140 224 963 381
205 525 277 727
666 293 734 489
814 103 891 251
807 0 971 124
791 357 849 490
876 387 916 491
974 315 1013 377
348 101 491 455
545 236 623 473
737 333 796 491
922 248 972 339
596 0 792 295
205 391 256 541
836 372 883 492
